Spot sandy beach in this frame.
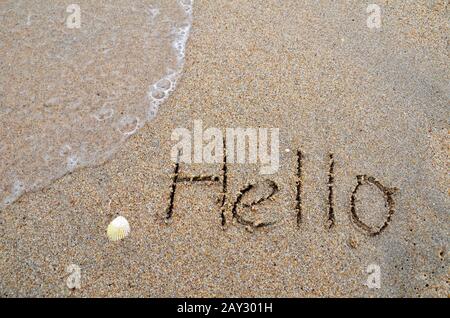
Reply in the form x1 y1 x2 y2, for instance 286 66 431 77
0 0 448 297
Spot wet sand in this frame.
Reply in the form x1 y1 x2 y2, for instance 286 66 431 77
0 0 449 297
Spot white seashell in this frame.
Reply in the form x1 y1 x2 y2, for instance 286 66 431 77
107 216 130 241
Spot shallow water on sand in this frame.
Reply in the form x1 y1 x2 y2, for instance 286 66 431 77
0 0 193 208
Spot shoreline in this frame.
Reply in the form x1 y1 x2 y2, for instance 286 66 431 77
0 0 448 297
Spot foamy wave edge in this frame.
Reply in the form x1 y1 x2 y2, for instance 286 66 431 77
0 0 194 210
147 0 193 121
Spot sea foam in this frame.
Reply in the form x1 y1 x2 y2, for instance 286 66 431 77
0 0 194 209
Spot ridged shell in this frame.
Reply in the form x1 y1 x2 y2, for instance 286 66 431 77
107 216 130 241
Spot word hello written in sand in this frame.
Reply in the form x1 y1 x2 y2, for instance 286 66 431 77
165 139 398 237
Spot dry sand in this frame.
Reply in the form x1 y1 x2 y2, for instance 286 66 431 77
0 0 449 297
